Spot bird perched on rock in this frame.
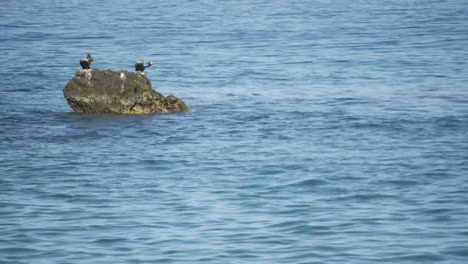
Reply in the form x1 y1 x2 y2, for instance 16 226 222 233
80 54 95 69
135 60 153 72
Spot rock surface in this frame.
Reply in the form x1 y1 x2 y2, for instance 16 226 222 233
63 69 188 114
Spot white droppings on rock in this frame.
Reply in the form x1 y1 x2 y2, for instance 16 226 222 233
120 72 126 93
85 70 92 85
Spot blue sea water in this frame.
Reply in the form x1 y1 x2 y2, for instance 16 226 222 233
1 0 468 263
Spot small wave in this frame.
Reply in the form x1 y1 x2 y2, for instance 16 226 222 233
284 178 328 188
442 247 468 257
91 237 128 244
268 220 309 229
378 179 419 187
377 253 445 262
0 247 41 254
327 97 374 106
330 193 397 202
42 193 75 200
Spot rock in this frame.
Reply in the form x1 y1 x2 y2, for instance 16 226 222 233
63 69 188 114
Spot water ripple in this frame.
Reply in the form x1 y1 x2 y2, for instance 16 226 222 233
1 0 468 263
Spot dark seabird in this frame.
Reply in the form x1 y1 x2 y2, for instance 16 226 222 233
80 54 95 69
135 60 153 72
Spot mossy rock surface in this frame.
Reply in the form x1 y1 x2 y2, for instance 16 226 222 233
63 69 188 114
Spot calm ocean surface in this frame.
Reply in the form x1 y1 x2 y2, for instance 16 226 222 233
1 0 468 263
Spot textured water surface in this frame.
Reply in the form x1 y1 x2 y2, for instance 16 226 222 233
1 0 468 263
